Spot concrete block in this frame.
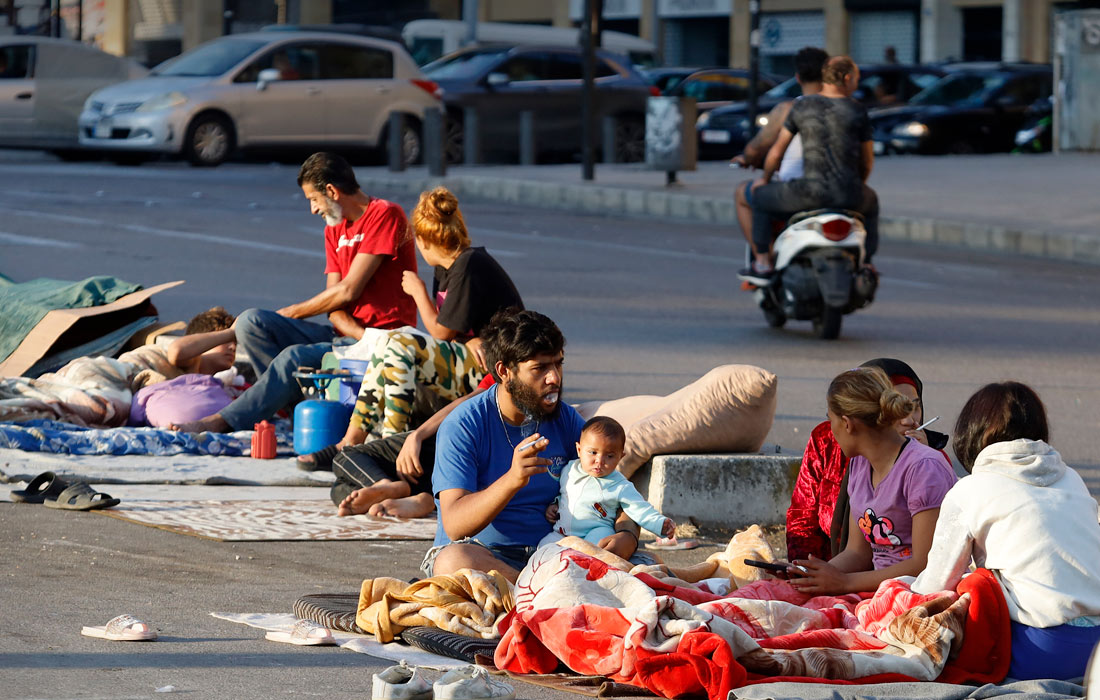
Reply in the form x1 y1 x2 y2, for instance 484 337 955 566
561 185 582 210
632 452 802 529
989 227 1022 253
580 187 603 213
645 191 669 218
1018 230 1046 257
478 177 501 201
625 189 647 216
539 184 564 210
668 193 692 220
1045 233 1074 260
691 196 716 224
519 180 542 207
962 223 991 250
879 216 909 241
934 221 964 246
499 178 520 204
714 198 736 226
1073 233 1100 263
907 218 935 243
601 187 625 213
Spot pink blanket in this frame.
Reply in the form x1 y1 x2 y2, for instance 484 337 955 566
496 544 1009 700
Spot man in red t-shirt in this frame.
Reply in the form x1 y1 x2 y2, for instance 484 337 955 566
172 152 416 434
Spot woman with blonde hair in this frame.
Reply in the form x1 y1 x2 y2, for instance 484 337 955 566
299 188 523 515
788 366 956 595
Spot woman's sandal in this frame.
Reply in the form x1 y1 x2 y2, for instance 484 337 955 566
296 443 340 472
82 614 157 641
44 482 120 511
9 471 70 504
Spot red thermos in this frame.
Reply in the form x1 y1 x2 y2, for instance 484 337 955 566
251 420 277 459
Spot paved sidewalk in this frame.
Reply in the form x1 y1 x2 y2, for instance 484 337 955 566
355 152 1100 264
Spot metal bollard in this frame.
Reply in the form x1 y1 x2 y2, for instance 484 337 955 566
387 112 405 172
602 114 617 164
423 107 447 177
519 111 536 166
463 107 479 165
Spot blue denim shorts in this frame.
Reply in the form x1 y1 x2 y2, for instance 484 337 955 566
420 538 536 578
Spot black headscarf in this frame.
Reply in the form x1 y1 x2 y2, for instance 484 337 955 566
828 357 947 557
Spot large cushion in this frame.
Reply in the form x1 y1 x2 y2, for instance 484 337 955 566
575 364 777 477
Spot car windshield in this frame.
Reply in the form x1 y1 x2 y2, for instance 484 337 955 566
910 72 1008 107
423 48 506 79
764 77 801 99
152 38 267 77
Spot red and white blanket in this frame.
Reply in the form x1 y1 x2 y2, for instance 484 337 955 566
496 544 1010 700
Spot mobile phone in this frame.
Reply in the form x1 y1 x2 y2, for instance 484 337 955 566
743 559 805 575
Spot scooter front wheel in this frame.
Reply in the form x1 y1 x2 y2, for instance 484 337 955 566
763 307 786 328
813 306 843 340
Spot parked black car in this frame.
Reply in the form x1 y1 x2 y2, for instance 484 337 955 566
696 63 945 160
665 68 781 114
870 63 1052 155
423 45 656 163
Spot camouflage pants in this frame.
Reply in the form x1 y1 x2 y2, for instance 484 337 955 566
350 331 483 438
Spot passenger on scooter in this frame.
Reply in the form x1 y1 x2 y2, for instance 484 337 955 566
742 56 880 284
732 46 828 247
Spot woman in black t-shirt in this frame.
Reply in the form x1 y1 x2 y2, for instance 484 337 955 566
298 187 522 471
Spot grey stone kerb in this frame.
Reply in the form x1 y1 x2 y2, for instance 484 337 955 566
630 450 803 530
356 170 1100 265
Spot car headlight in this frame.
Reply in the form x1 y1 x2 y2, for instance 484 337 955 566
755 114 768 127
892 121 929 138
136 91 188 112
696 111 711 128
83 96 100 113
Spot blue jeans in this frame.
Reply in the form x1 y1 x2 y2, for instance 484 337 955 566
1007 619 1100 680
234 308 334 375
220 309 335 431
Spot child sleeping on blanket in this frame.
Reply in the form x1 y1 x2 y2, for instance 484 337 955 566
539 416 675 550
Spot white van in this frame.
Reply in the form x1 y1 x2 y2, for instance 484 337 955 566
403 19 657 68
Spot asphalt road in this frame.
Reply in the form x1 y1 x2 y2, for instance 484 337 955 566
1 153 1098 698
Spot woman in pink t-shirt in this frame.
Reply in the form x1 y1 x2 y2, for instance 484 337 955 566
788 366 956 595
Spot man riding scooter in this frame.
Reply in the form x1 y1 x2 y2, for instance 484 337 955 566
739 56 880 286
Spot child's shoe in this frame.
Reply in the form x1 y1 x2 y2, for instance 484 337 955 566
372 660 433 700
433 665 514 700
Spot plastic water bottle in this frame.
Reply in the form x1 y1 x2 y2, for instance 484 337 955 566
251 420 277 459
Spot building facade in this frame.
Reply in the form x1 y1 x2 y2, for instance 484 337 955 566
2 0 1091 67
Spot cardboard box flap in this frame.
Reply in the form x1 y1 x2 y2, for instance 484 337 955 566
0 280 184 378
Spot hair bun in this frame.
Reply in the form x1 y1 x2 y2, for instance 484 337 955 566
430 188 457 217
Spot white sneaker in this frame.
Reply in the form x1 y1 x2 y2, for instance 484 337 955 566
1086 639 1100 700
372 660 434 700
433 665 515 700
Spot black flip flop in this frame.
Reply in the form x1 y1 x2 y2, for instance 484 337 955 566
296 443 339 472
43 482 121 511
10 471 70 504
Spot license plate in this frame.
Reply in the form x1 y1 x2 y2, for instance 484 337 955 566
94 119 112 139
873 140 885 155
701 129 731 144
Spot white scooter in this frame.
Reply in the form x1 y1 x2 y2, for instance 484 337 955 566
739 209 877 339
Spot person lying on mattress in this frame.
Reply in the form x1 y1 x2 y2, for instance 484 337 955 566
912 382 1100 681
784 366 956 595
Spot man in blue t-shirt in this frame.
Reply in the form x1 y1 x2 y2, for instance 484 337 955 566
422 309 647 581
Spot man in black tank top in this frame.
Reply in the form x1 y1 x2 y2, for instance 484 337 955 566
744 57 880 277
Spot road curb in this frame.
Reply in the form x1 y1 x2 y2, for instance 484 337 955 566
357 170 1100 264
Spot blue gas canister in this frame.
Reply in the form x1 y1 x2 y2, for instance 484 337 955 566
293 399 351 455
291 370 353 455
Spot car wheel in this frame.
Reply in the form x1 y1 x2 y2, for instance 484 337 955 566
185 114 234 167
381 116 423 166
443 114 464 164
615 117 646 163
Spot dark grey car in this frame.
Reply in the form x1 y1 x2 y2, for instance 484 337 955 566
424 45 657 163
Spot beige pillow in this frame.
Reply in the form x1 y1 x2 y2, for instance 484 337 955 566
576 364 777 477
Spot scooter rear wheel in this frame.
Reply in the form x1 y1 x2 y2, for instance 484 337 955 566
814 307 843 340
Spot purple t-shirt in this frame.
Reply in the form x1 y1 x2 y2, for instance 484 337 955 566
847 439 956 570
